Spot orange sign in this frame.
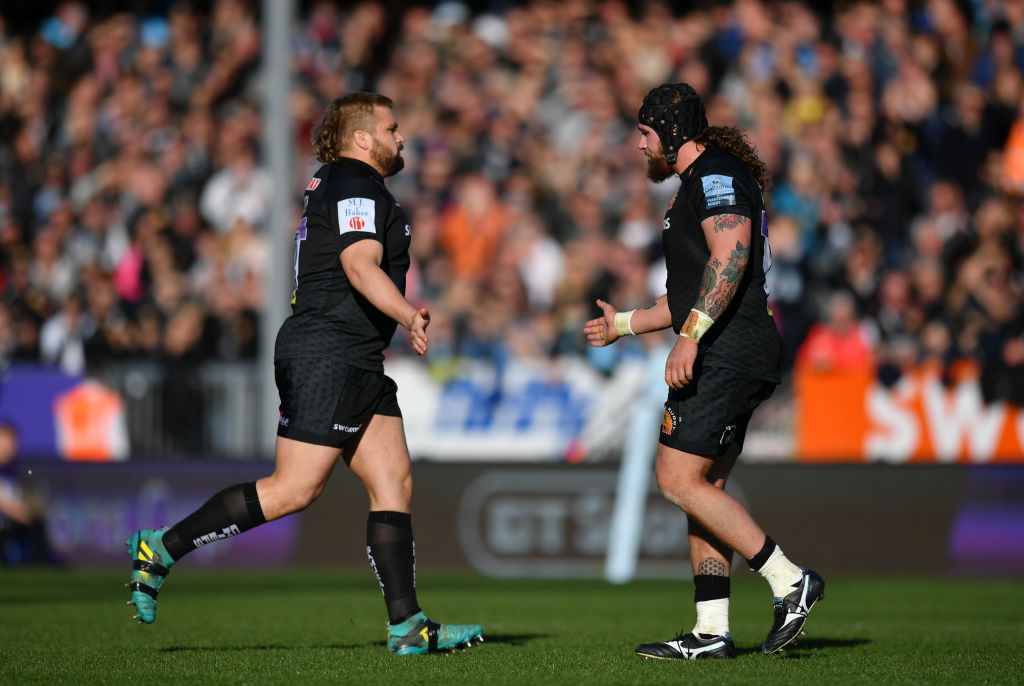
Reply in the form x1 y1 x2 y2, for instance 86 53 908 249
796 366 1024 463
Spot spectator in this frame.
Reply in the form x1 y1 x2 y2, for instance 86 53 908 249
0 421 59 565
0 0 1020 460
198 141 272 234
795 291 874 372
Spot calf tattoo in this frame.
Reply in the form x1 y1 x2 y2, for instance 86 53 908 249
697 557 728 576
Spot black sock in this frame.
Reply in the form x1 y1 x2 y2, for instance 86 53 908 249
162 482 266 560
693 574 731 603
745 535 776 571
366 511 421 625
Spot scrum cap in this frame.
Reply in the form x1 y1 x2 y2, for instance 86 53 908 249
638 83 707 164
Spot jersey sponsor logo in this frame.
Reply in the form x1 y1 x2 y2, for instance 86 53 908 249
306 177 321 191
701 174 736 209
338 197 376 235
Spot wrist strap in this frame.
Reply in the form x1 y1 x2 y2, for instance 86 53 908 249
680 309 714 341
613 310 636 337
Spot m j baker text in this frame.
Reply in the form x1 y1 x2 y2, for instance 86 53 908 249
797 367 1024 463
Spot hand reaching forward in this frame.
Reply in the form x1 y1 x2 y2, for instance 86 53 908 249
584 299 620 347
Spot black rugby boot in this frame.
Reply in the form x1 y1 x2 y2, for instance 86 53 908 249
762 567 825 654
636 631 737 660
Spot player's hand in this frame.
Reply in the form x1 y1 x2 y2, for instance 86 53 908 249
665 336 698 389
584 299 619 347
408 308 430 355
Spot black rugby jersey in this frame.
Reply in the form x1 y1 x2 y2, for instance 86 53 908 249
274 157 412 370
662 149 780 382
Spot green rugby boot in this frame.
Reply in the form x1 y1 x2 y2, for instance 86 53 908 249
125 528 176 624
388 612 483 655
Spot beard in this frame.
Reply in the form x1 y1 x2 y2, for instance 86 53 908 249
645 152 674 182
371 139 405 176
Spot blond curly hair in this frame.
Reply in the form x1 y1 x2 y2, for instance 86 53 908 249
312 92 394 164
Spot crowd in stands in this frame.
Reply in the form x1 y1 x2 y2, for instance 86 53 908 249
1 0 1023 405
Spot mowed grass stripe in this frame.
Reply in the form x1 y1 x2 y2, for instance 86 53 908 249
1 569 1022 685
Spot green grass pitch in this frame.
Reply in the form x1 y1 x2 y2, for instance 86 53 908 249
2 568 1023 685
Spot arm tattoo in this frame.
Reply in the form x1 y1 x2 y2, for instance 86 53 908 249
695 241 749 320
693 258 721 313
697 557 728 576
711 214 745 233
722 242 749 284
642 299 659 310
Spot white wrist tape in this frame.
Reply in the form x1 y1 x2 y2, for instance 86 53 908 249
679 309 714 341
613 310 636 337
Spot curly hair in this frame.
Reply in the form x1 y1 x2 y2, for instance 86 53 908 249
695 126 771 190
312 92 394 164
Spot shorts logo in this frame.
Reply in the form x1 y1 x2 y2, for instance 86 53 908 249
662 408 677 435
702 174 736 209
720 424 737 446
333 423 362 433
306 177 321 191
279 415 289 427
338 197 376 235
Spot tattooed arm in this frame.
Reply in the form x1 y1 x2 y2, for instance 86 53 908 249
693 213 751 320
665 213 751 388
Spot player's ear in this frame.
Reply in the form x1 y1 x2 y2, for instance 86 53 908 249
353 129 372 151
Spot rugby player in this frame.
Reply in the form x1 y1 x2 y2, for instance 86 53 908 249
585 83 824 658
125 92 482 655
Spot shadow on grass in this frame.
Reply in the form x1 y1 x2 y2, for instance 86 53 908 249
757 636 871 658
478 633 546 646
161 642 377 652
160 634 546 653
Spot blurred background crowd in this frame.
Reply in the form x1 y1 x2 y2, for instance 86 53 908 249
1 0 1024 414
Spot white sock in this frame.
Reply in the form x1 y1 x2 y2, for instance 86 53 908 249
757 546 804 598
692 598 730 637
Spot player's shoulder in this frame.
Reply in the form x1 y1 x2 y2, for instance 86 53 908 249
694 149 748 179
694 151 756 200
311 161 390 203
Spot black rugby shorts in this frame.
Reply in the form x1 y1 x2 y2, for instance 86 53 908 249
275 358 402 448
659 364 776 457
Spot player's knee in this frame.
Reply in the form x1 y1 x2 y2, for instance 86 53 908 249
377 472 412 510
657 472 709 514
267 478 325 516
655 472 691 511
398 472 412 502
